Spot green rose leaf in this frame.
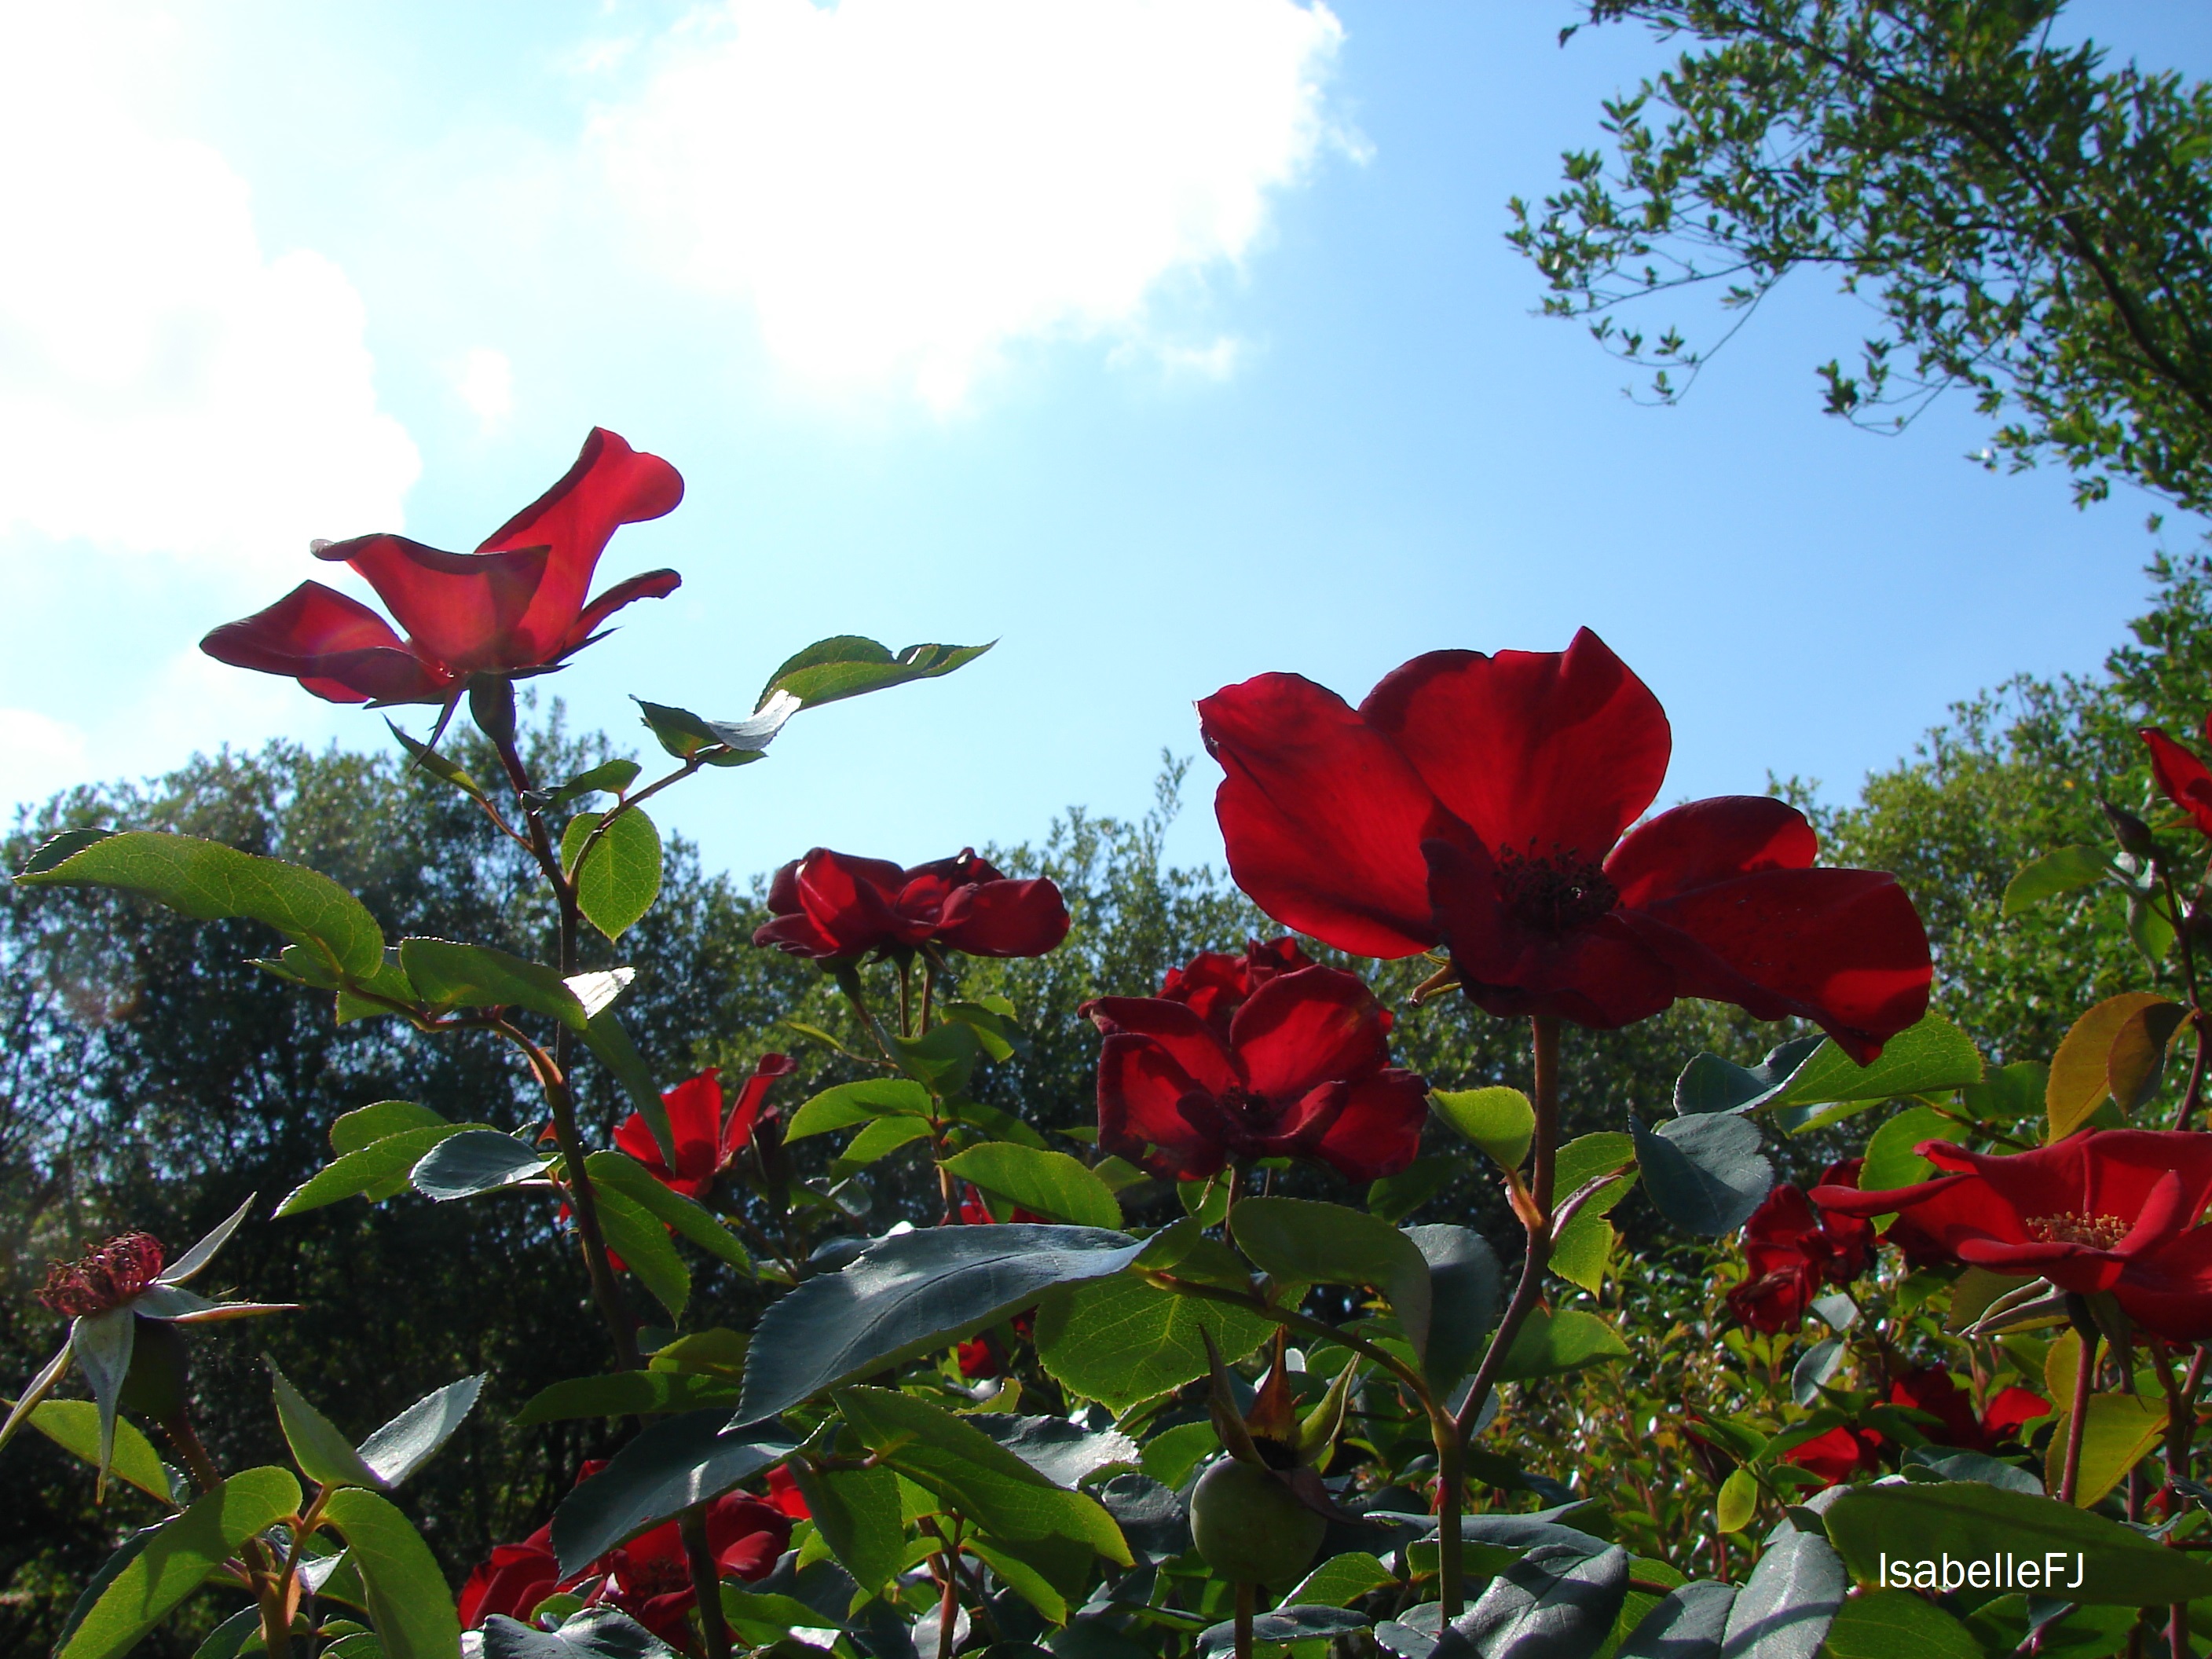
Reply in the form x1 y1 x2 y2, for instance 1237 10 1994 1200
1719 1529 1844 1659
397 938 588 1030
1035 1273 1276 1413
410 1131 553 1200
1631 1113 1774 1235
57 1466 300 1659
1230 1196 1434 1357
562 810 663 943
760 635 994 711
1430 1086 1535 1170
269 1361 386 1489
942 1143 1122 1229
1500 1308 1629 1381
320 1486 463 1659
276 1123 487 1217
790 1463 906 1596
735 1224 1147 1423
786 1079 936 1141
17 830 385 979
1767 1013 1984 1133
515 1371 741 1427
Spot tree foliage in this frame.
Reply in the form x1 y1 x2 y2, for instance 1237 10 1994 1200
1513 0 2212 509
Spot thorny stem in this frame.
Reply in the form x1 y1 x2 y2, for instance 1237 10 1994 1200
680 1507 734 1659
2159 863 2209 1128
1235 1582 1258 1659
2061 1317 2101 1506
1440 1014 1563 1617
2163 1348 2206 1659
162 1412 223 1494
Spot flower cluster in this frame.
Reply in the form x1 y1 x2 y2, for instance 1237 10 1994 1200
753 847 1068 961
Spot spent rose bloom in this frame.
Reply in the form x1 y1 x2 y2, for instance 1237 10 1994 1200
753 847 1069 961
1086 963 1426 1182
201 429 683 705
613 1056 796 1201
1197 629 1932 1060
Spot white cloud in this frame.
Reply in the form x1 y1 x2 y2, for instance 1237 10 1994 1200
0 707 90 808
0 6 418 588
591 0 1350 408
456 347 515 430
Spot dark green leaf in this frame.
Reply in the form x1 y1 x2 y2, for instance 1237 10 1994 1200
56 1466 299 1659
409 1130 551 1200
1201 1606 1374 1654
735 1223 1145 1423
942 1144 1121 1229
1617 1581 1736 1659
786 1079 934 1141
1406 1224 1501 1390
483 1609 676 1658
1230 1197 1433 1355
398 938 587 1030
1035 1273 1276 1412
1500 1309 1629 1381
357 1374 482 1488
71 1306 133 1487
276 1123 482 1216
1437 1544 1628 1659
760 635 993 710
790 1463 905 1596
1554 1133 1636 1196
1719 1529 1844 1659
515 1371 740 1426
17 830 385 978
321 1486 462 1659
1675 1038 1825 1114
562 811 663 943
551 1412 796 1574
1632 1113 1773 1235
1285 1551 1398 1609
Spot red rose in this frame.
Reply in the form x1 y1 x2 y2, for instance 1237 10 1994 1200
763 1463 810 1519
1888 1366 2050 1453
1812 1130 2212 1294
1783 1424 1883 1487
752 848 1069 962
1726 1161 1874 1331
1159 936 1316 1030
1197 630 1931 1060
1086 964 1426 1182
2144 720 2212 837
201 428 682 705
613 1055 796 1201
604 1492 791 1643
457 1528 566 1629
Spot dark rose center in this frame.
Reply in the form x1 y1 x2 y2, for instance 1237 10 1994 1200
38 1232 165 1317
1494 847 1619 933
1218 1088 1283 1132
2027 1210 2130 1249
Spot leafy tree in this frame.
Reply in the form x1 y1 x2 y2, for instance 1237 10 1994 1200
1513 0 2212 510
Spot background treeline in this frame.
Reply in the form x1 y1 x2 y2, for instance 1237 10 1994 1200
2 555 2205 1650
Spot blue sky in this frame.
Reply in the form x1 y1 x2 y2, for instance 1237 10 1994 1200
5 2 2209 887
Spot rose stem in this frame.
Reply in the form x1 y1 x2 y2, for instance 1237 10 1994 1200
679 1507 734 1659
1235 1582 1257 1659
1439 1013 1561 1617
2060 1320 2100 1506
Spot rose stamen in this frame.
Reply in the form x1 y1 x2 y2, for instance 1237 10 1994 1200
2025 1211 2130 1250
1495 844 1619 932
